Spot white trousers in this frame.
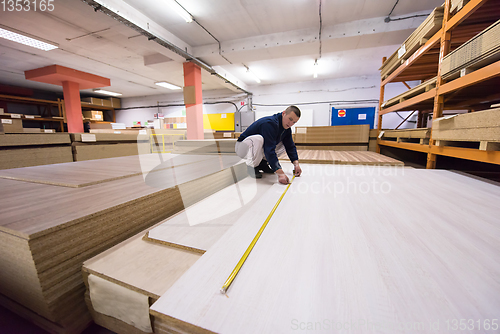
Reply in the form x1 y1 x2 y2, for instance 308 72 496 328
235 135 286 167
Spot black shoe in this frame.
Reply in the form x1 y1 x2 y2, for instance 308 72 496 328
247 165 262 178
257 160 274 174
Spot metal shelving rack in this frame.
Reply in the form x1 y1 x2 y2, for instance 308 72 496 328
377 0 500 167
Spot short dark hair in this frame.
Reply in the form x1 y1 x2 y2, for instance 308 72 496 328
285 105 301 118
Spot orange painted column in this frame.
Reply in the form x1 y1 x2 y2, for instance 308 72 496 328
62 81 84 133
183 62 204 140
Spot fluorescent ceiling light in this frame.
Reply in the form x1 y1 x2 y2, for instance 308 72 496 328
0 26 58 51
155 82 182 90
167 0 193 23
93 89 122 96
246 68 261 84
313 59 318 79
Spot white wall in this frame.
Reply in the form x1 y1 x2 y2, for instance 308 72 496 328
117 75 420 130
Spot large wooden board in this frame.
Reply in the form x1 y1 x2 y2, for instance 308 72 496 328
146 176 279 253
0 154 217 187
0 153 246 333
151 166 500 333
280 150 404 166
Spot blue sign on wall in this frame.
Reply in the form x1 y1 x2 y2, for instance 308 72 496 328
331 107 375 129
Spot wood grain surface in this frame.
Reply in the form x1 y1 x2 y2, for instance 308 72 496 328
151 166 500 334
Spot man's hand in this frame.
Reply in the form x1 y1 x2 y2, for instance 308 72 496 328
293 161 302 177
276 169 289 184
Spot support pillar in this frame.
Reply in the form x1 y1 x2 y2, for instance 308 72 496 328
62 81 84 133
183 62 204 140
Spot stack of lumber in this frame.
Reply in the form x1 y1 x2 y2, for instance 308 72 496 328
82 176 277 333
380 6 444 79
279 150 404 166
381 77 437 109
381 128 431 145
0 153 245 333
150 166 500 333
369 129 378 151
432 107 500 150
451 0 469 14
173 139 237 155
294 124 369 150
0 133 72 170
204 131 235 139
441 19 500 79
71 132 150 161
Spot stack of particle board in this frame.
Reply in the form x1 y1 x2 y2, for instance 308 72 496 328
82 175 277 333
381 77 437 109
0 133 72 170
369 129 378 151
71 132 150 161
173 139 237 155
294 124 369 150
432 107 500 150
150 167 500 334
451 0 469 14
441 19 500 79
279 150 404 166
0 153 245 333
380 6 444 79
381 128 431 145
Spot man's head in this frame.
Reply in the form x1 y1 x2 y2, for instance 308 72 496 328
282 106 301 129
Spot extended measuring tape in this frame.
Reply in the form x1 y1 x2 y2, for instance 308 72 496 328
220 175 296 294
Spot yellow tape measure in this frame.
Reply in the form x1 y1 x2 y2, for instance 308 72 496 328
220 175 296 294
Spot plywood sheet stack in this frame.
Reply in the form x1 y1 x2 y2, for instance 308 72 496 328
380 6 444 79
441 19 500 79
150 166 500 334
173 139 237 155
0 133 73 170
432 107 500 150
369 129 378 152
71 132 150 161
82 176 277 333
451 0 469 14
294 124 369 150
381 128 431 144
279 150 404 166
0 153 245 333
381 77 437 109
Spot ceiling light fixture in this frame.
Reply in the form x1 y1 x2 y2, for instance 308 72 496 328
247 69 261 84
244 65 261 84
313 59 319 79
0 25 58 51
167 0 193 23
155 82 182 90
93 89 122 96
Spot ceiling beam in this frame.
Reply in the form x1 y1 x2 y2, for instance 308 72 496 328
193 13 429 60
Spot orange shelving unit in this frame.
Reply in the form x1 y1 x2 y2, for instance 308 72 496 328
377 0 500 167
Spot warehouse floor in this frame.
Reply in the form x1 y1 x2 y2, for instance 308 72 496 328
0 304 115 334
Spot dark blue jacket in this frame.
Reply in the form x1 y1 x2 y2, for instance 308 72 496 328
238 113 298 171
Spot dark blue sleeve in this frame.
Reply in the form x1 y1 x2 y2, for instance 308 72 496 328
282 130 298 163
261 122 282 171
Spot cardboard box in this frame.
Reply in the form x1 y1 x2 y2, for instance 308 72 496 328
108 97 121 108
81 97 103 105
1 118 24 133
101 99 112 107
83 110 103 121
